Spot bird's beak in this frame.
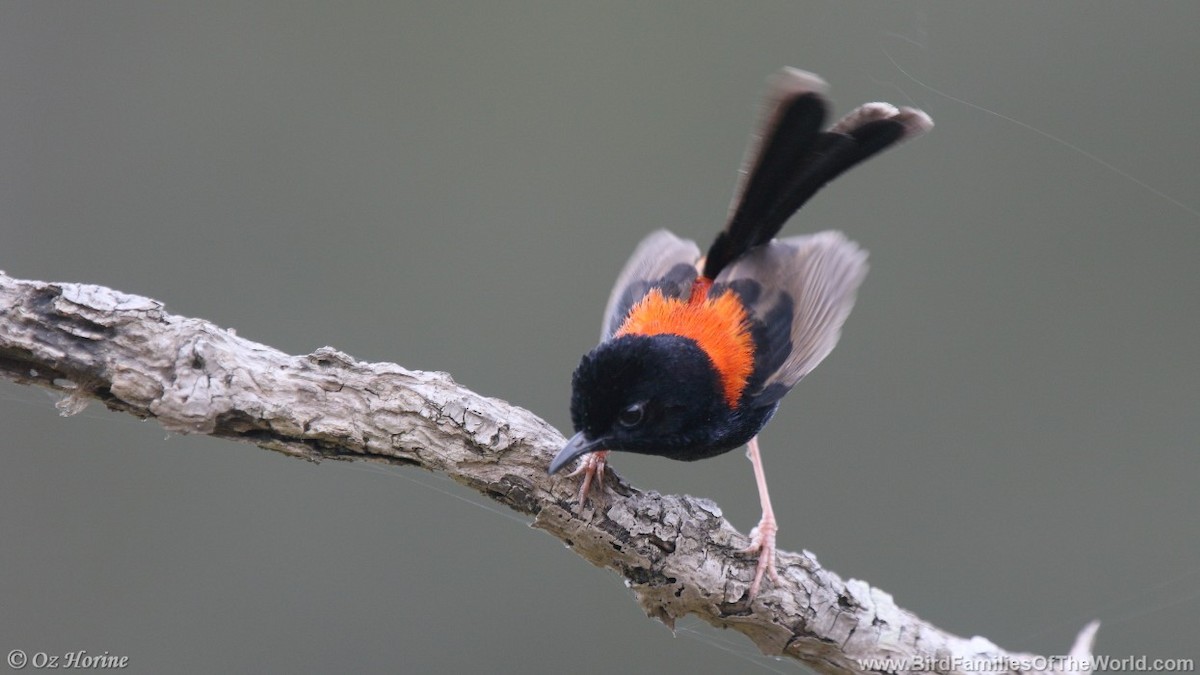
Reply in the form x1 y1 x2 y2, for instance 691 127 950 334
548 432 606 474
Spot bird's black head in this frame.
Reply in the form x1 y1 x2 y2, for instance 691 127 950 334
549 334 732 474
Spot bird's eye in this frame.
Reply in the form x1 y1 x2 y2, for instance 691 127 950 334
617 402 645 428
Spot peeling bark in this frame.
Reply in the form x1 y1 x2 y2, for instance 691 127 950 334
0 271 1098 674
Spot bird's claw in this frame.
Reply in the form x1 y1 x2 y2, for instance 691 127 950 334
739 515 780 600
566 450 608 505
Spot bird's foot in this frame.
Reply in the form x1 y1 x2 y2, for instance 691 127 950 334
739 513 781 600
566 450 608 506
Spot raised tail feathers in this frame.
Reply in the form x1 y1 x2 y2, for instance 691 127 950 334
701 68 932 280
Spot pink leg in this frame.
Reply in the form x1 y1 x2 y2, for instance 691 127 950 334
739 436 780 599
566 450 608 505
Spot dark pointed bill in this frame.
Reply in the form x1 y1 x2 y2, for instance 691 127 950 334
549 431 606 474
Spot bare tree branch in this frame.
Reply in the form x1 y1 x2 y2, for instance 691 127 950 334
0 271 1098 674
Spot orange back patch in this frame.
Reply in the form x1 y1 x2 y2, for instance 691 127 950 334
615 286 754 407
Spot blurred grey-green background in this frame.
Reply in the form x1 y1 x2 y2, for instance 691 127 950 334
2 3 1197 673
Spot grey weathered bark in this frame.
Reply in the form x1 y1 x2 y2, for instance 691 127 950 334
0 270 1099 674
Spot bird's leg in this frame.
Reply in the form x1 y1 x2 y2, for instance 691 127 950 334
566 450 608 505
739 435 781 599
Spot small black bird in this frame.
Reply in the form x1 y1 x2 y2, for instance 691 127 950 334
549 68 931 598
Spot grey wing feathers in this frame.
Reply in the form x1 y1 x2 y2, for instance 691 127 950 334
715 231 867 398
600 229 702 341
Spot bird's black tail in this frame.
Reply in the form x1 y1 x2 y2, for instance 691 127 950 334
702 68 932 280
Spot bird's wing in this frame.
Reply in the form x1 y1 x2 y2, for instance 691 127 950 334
600 229 702 341
712 230 867 407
